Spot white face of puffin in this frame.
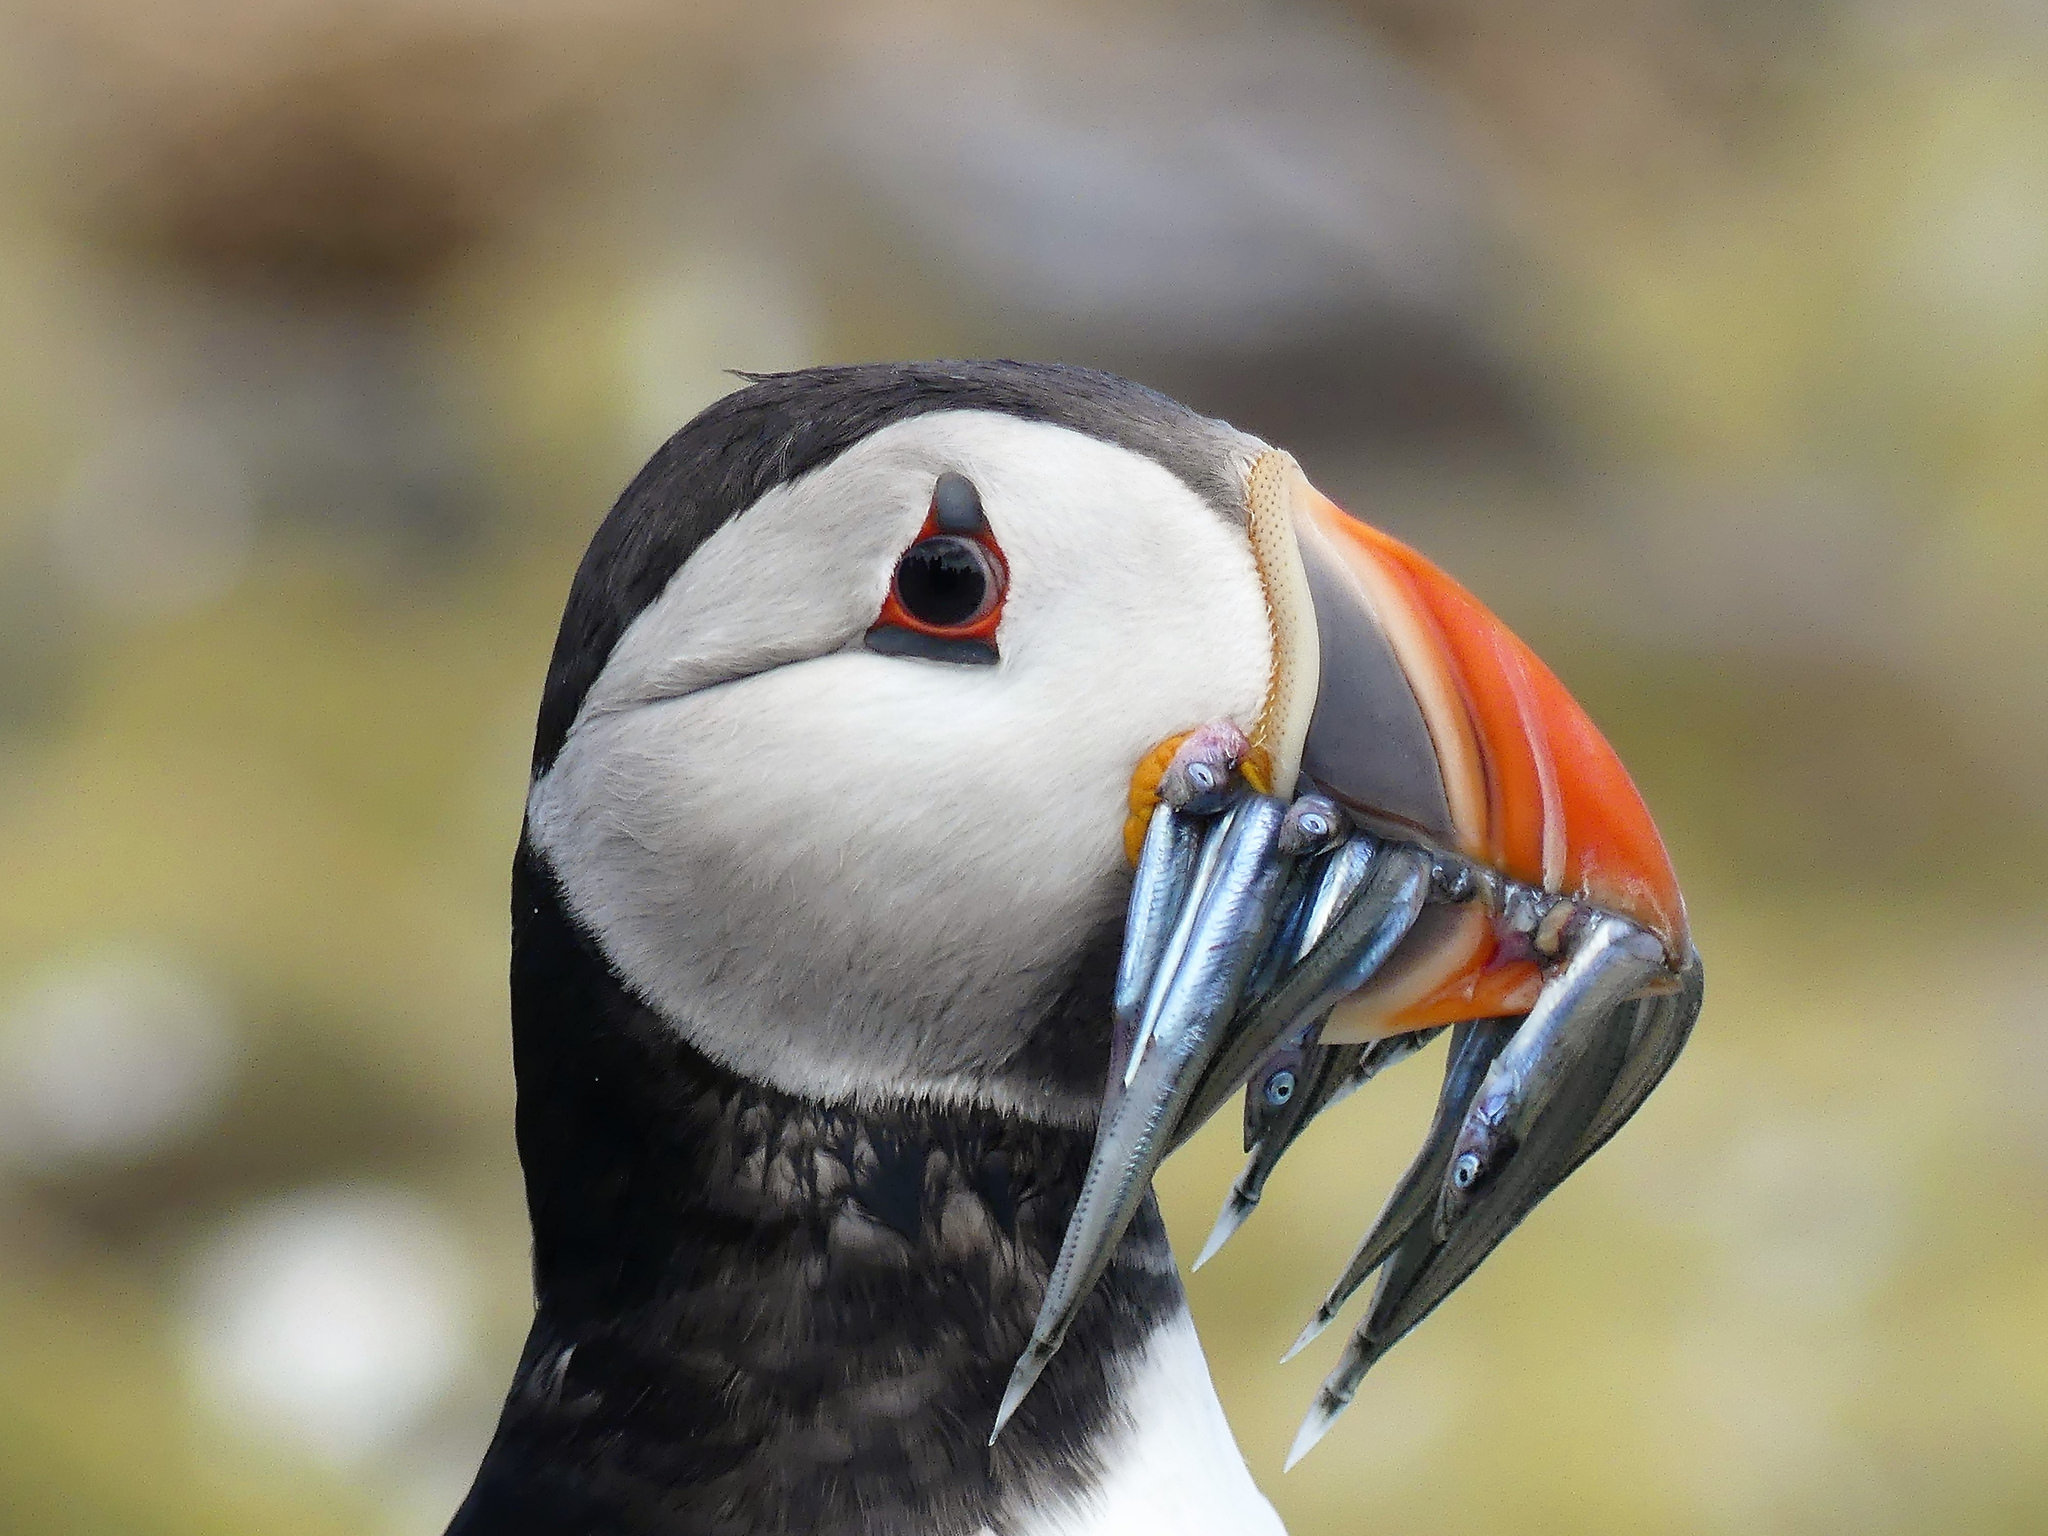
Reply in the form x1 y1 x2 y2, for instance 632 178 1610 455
527 409 1273 1123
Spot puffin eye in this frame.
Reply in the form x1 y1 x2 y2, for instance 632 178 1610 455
863 474 1008 665
892 535 1002 630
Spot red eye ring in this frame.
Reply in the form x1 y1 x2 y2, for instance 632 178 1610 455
864 475 1010 664
883 534 1006 639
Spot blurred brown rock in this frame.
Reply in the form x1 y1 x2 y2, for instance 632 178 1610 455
7 0 766 292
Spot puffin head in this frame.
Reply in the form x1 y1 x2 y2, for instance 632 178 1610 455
521 361 1701 1462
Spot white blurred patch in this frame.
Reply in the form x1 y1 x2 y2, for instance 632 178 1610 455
52 413 256 618
0 947 236 1167
1017 1308 1283 1536
183 1186 476 1467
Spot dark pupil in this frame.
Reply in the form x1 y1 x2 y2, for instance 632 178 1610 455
895 537 989 628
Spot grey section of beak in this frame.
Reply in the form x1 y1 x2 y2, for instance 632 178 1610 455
992 794 1293 1443
1294 526 1452 842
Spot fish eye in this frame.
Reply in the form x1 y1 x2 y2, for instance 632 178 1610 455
1450 1152 1482 1189
1263 1069 1296 1108
892 535 1003 631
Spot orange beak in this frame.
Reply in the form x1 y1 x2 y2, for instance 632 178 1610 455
1283 468 1688 1037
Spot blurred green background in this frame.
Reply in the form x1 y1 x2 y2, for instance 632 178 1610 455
0 1 2044 1532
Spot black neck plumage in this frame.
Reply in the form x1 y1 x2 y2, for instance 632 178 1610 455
447 840 1182 1536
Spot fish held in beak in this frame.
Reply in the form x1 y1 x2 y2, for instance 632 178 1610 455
995 452 1703 1457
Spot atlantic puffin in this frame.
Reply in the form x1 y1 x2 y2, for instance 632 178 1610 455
447 361 1702 1536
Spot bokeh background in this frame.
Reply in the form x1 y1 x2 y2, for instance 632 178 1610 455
1 1 2044 1531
